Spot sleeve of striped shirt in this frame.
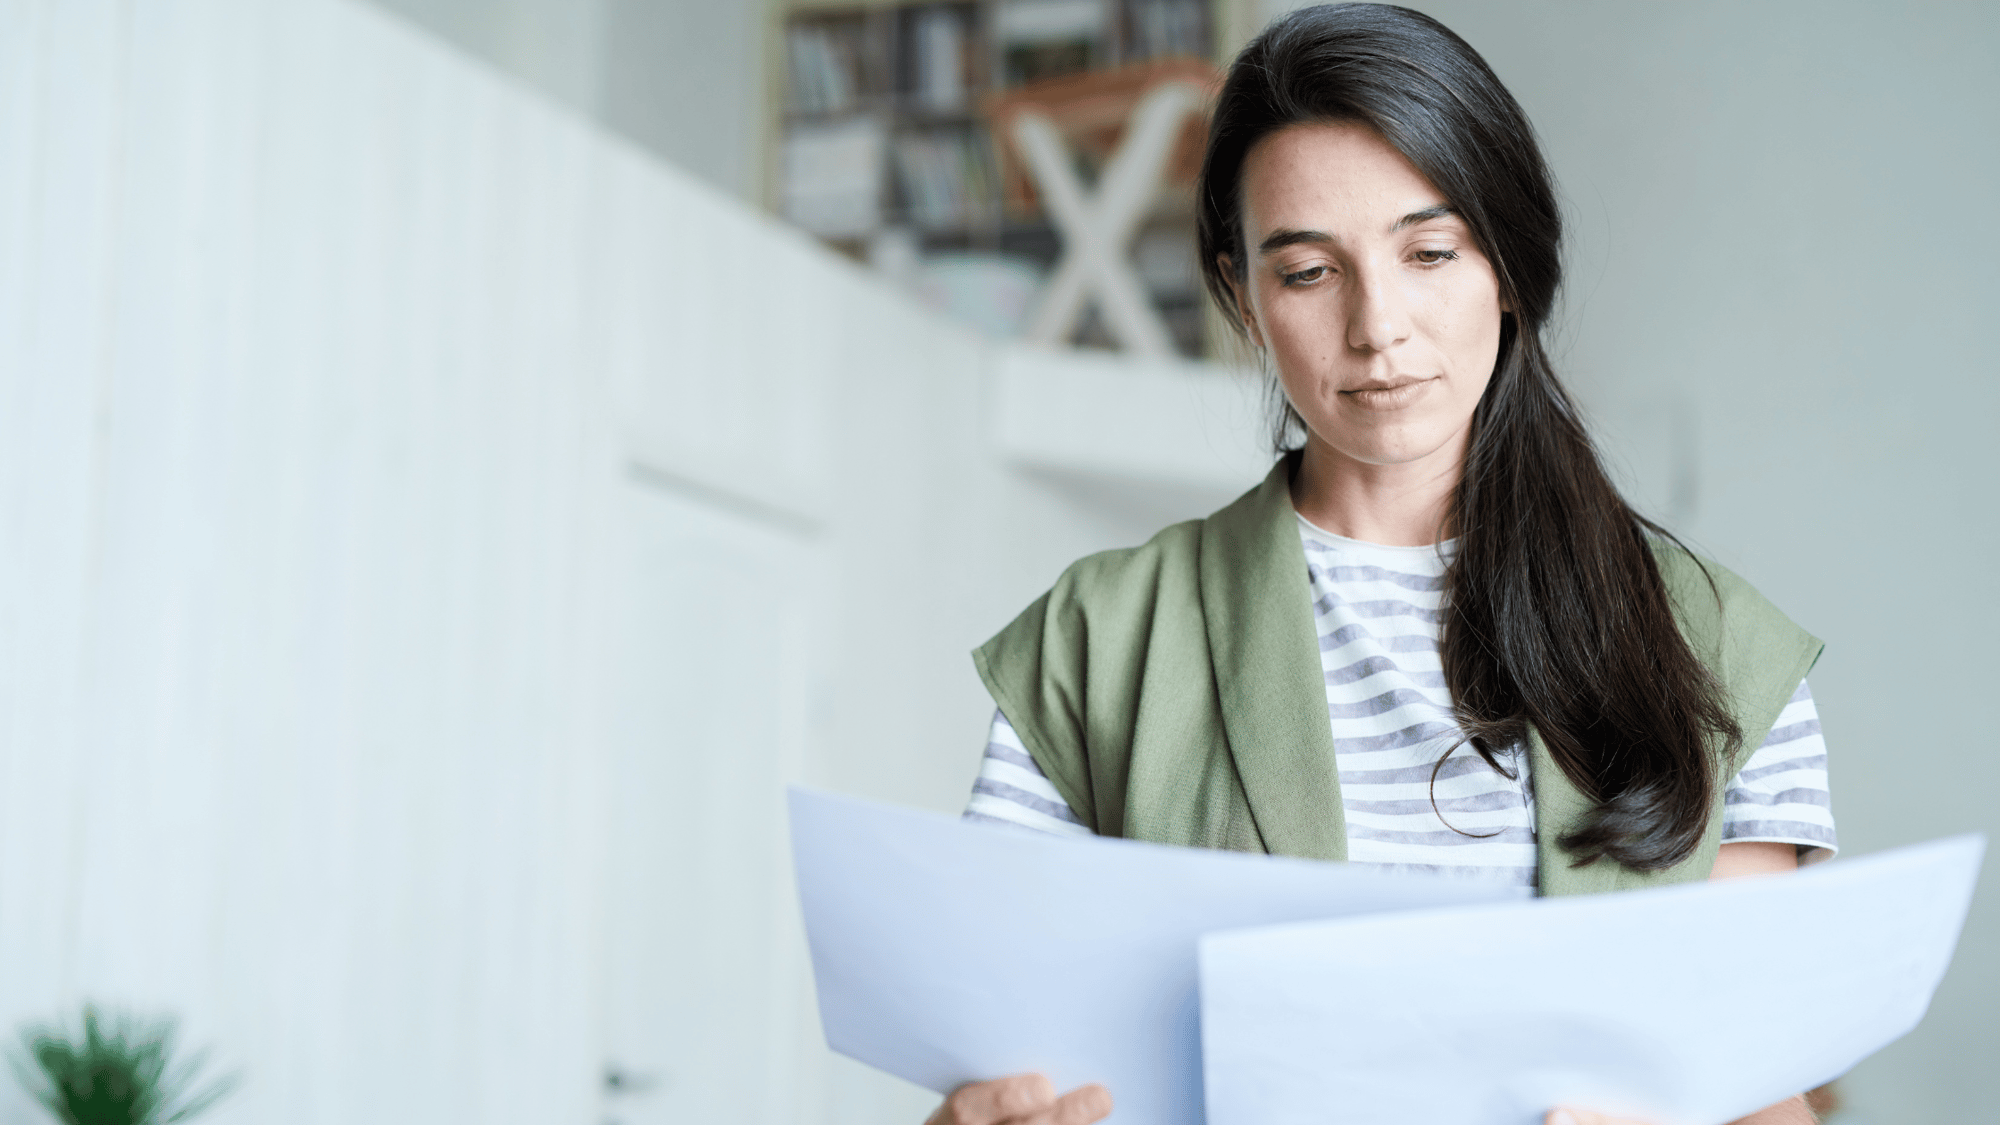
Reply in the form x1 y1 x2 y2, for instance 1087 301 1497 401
1722 678 1837 861
961 709 1093 837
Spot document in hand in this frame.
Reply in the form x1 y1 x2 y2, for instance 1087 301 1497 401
787 788 1517 1123
788 787 1981 1125
1199 834 1983 1125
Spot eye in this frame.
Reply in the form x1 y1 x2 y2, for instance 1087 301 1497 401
1413 248 1460 266
1281 265 1329 287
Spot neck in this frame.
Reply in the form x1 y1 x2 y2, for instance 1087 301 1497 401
1288 430 1467 547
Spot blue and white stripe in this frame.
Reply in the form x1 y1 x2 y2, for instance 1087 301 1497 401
964 709 1092 837
1299 522 1538 891
966 517 1836 883
1722 679 1836 860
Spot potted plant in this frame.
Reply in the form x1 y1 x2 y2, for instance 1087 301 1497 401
10 1005 236 1125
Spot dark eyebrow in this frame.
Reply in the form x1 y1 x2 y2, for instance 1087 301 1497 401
1257 228 1334 254
1256 205 1460 255
1391 204 1457 231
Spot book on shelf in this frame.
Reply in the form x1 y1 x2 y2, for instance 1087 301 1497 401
787 24 860 116
912 7 969 113
995 0 1106 85
892 129 994 231
1128 0 1209 59
783 117 888 239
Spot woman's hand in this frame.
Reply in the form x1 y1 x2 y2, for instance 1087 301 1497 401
924 1074 1112 1125
1545 1094 1816 1125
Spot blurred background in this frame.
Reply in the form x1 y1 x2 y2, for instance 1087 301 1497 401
0 1 1993 1123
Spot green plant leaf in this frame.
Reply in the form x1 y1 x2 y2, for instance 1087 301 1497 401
10 1005 238 1125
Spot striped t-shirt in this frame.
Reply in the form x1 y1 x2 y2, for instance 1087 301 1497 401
964 517 1837 894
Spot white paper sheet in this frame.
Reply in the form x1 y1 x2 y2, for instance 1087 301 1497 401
1199 834 1983 1125
788 787 1518 1123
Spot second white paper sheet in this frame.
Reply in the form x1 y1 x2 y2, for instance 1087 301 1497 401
1199 834 1983 1125
789 787 1516 1124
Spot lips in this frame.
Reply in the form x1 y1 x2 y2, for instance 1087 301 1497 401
1339 375 1438 410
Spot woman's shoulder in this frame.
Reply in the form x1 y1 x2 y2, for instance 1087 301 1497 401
1647 541 1795 632
1647 540 1823 704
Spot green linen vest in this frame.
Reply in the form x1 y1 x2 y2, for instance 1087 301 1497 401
973 458 1823 897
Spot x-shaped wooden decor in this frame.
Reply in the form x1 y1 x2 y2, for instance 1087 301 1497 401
1009 80 1207 358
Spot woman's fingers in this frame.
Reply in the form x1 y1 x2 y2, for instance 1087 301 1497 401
925 1076 1111 1125
929 1073 1058 1124
1032 1083 1112 1125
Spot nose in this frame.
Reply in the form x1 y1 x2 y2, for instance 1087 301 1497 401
1345 262 1412 353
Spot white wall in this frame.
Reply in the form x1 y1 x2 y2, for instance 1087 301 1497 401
358 0 768 202
0 4 612 1121
597 0 768 204
1261 2 2000 1119
0 2 1259 1123
361 0 605 109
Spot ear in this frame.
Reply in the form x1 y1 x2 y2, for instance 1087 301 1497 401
1218 254 1265 349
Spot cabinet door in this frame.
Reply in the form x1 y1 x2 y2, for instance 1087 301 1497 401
599 481 815 1125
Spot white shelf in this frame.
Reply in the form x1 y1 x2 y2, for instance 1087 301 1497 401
991 343 1271 496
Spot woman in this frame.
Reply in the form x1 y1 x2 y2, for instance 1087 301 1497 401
943 6 1835 1125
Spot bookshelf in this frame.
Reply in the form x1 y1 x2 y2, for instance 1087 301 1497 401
771 0 1245 359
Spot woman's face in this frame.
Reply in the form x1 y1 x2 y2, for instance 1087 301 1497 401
1230 121 1505 474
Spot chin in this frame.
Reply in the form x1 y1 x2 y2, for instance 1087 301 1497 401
1318 424 1459 468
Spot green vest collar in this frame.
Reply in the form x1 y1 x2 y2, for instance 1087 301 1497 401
1198 456 1350 862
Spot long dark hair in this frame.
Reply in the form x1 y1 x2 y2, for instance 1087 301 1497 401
1197 3 1740 870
